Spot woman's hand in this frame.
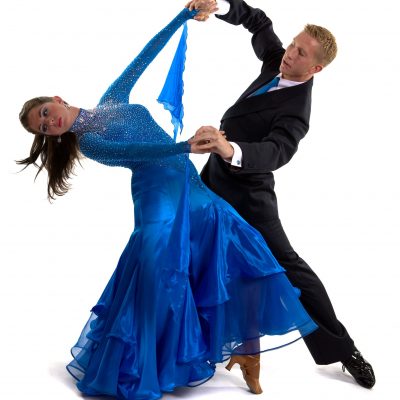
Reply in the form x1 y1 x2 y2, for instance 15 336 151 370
189 126 234 160
185 0 219 21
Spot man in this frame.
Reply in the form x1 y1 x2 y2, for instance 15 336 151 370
189 0 376 390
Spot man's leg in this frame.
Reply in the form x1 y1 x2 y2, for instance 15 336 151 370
249 217 375 387
250 217 355 364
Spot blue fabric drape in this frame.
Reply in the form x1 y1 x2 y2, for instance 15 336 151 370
157 22 189 140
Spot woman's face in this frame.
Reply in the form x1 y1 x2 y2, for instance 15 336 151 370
27 96 73 136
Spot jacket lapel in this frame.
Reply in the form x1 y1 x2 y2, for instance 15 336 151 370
236 72 277 101
221 77 313 121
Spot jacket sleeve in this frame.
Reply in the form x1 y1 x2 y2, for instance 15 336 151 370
98 8 196 106
225 88 312 174
235 115 309 173
216 0 284 66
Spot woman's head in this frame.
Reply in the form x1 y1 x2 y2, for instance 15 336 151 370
20 95 76 136
18 96 81 200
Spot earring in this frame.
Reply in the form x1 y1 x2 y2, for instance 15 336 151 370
57 136 62 143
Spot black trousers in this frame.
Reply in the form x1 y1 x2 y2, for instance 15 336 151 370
249 217 355 365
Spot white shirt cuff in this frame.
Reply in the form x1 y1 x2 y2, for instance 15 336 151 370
216 0 230 16
224 141 242 167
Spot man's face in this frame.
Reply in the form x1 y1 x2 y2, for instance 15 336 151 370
280 31 323 81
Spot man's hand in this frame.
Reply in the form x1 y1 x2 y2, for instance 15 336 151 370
185 0 219 21
189 126 234 160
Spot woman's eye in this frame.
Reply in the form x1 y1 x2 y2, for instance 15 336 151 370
41 107 48 118
41 124 48 133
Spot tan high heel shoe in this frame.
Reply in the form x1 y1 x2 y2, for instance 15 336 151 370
226 354 263 394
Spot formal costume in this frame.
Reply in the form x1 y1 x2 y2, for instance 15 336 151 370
66 8 317 400
201 0 355 364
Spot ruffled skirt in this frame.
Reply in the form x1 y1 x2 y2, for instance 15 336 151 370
67 165 317 399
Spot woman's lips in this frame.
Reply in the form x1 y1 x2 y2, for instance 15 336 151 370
58 117 62 128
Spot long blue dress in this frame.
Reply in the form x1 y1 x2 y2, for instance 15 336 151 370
67 8 317 400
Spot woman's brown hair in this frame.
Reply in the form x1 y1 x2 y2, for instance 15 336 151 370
17 97 81 200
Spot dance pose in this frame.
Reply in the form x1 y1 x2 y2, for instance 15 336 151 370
18 4 317 399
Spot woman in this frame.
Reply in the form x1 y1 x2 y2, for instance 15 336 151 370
18 4 317 399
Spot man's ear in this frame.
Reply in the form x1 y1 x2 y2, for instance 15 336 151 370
311 64 324 75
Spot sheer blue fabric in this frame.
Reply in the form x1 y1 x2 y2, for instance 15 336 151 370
157 22 188 140
67 8 317 400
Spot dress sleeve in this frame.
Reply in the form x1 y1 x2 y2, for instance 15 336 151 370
98 8 196 106
79 132 190 168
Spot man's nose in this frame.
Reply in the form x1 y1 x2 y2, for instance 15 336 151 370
287 48 295 59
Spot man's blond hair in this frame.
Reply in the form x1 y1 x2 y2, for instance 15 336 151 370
304 24 337 66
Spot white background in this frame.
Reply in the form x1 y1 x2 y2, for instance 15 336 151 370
1 0 399 399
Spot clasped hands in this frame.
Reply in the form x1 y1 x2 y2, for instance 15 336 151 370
185 0 219 21
189 126 234 160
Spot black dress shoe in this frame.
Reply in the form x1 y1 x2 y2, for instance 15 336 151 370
342 348 375 389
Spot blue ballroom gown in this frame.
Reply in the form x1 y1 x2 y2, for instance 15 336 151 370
66 8 317 400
